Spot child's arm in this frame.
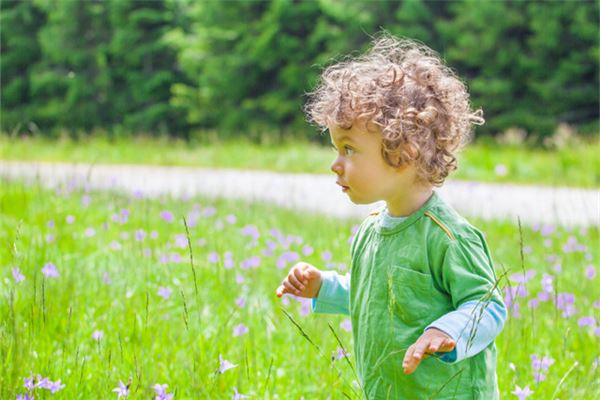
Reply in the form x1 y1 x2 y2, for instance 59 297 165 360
402 299 506 374
425 299 506 362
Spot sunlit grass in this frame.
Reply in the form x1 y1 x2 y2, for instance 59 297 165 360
0 179 598 398
1 133 599 187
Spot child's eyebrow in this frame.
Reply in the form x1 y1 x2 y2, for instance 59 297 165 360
332 135 355 145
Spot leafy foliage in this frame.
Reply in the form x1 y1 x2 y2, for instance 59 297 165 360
1 0 598 139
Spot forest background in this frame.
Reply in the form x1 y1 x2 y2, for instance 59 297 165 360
1 0 598 144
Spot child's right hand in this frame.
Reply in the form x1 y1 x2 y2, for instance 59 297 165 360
276 262 322 299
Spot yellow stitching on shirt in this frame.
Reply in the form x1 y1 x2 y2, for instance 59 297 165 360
424 211 455 240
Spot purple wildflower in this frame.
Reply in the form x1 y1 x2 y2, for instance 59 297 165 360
41 262 59 278
84 227 96 237
586 265 596 279
175 234 188 249
12 267 25 283
81 194 91 207
321 251 332 262
235 273 245 284
233 323 249 337
203 206 216 217
334 347 350 360
152 383 174 400
158 287 172 300
302 245 314 256
578 316 596 327
340 319 352 332
36 377 51 390
135 229 146 241
235 296 246 308
511 385 533 399
527 299 539 309
510 270 535 283
534 372 546 383
92 330 104 341
562 304 577 318
208 252 219 264
556 293 575 309
541 274 553 293
110 241 122 250
46 234 55 243
47 220 55 228
160 211 174 223
540 224 555 236
224 252 234 269
23 377 35 390
240 225 260 240
232 387 249 400
103 272 112 285
299 298 311 316
494 164 508 176
240 256 261 269
48 380 65 393
112 380 129 398
537 291 550 302
16 394 34 400
218 354 238 373
151 231 159 239
66 215 75 224
226 214 237 224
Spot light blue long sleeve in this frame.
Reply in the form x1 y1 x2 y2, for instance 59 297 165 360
426 300 506 363
311 270 351 315
311 270 506 363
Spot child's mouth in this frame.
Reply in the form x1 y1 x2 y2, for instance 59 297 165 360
337 182 350 192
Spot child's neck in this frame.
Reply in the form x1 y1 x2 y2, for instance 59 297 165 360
386 185 433 218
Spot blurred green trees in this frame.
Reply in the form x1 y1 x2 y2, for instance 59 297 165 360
1 0 598 140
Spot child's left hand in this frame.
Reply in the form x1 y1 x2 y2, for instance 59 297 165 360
402 328 455 374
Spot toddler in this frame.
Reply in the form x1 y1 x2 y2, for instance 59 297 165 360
276 34 506 399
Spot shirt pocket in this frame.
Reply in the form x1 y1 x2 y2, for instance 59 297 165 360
387 265 435 323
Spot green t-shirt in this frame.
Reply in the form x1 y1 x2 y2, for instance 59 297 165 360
330 192 503 399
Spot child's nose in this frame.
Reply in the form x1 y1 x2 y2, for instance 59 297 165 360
330 158 343 175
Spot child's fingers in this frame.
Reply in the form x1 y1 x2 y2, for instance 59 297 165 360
402 344 422 374
288 272 305 293
293 268 308 286
276 285 285 297
282 279 300 295
302 267 319 281
427 337 447 353
411 339 432 361
439 338 456 352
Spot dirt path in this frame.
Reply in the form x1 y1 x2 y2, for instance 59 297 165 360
1 161 598 227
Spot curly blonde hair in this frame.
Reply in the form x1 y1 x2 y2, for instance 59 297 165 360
305 34 484 186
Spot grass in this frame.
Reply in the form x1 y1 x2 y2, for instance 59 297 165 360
1 134 599 187
0 179 599 399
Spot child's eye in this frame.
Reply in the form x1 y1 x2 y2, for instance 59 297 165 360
344 145 355 156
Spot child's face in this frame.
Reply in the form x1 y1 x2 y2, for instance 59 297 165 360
329 120 414 206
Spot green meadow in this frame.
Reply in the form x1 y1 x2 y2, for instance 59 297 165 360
1 179 598 399
1 134 599 187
